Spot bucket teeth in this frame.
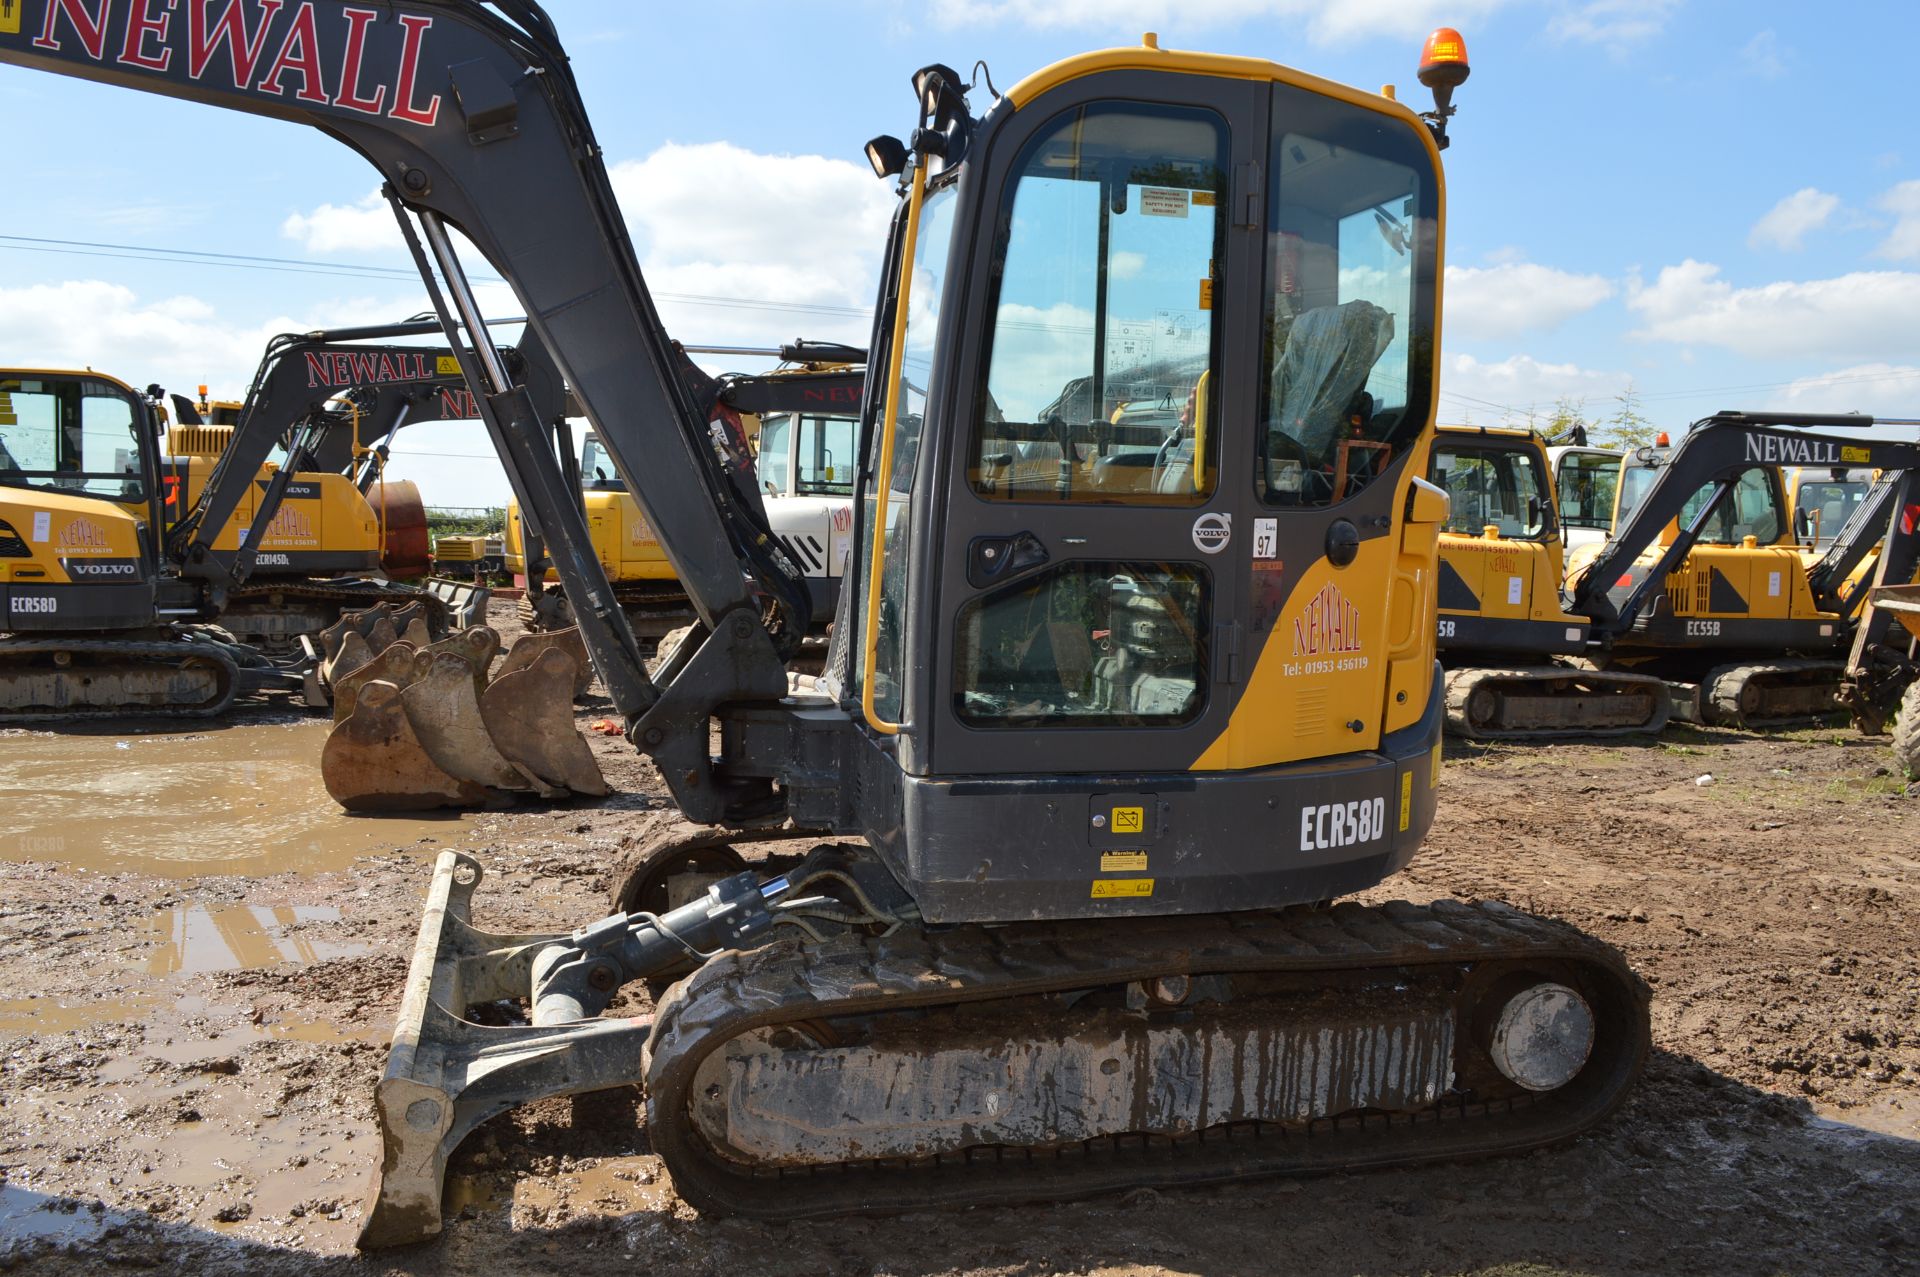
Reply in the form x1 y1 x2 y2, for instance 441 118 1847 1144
330 642 421 724
401 653 554 795
497 626 593 699
481 648 609 797
321 681 493 812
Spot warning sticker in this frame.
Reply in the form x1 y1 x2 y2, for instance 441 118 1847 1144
1092 879 1155 899
1111 806 1145 835
1101 852 1148 873
1768 571 1781 597
0 3 17 34
1198 278 1213 310
1252 517 1279 561
32 511 50 543
1192 190 1217 206
1506 576 1524 606
1140 188 1190 218
1429 741 1442 789
435 355 462 376
1842 446 1871 464
1398 771 1413 831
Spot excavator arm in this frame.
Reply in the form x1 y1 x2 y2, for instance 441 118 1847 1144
1 0 796 748
1566 412 1920 633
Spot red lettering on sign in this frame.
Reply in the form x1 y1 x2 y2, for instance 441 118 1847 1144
33 0 111 59
438 388 477 418
304 352 330 388
119 0 176 72
388 13 441 126
187 0 284 85
333 7 387 116
258 1 331 104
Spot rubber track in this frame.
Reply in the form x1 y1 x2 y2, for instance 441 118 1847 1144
228 579 452 634
1704 659 1843 728
644 899 1651 1219
0 637 240 724
1444 665 1670 740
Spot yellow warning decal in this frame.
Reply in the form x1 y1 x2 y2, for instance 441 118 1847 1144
1398 771 1413 831
1842 445 1870 464
435 355 462 376
1192 190 1217 206
1101 851 1148 873
1110 806 1145 835
0 2 18 34
1198 278 1214 310
1092 878 1154 899
1430 741 1442 789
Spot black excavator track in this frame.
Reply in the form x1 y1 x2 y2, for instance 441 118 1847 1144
0 635 243 723
1443 665 1671 739
223 578 454 652
644 897 1651 1220
1703 659 1844 728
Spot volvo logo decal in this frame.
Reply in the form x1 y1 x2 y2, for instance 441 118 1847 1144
1191 512 1232 555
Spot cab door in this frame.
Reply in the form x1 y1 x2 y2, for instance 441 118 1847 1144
922 74 1264 776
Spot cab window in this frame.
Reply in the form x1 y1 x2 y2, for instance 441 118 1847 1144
970 102 1226 504
1432 443 1550 539
1617 463 1783 545
0 375 147 503
1557 452 1619 531
1261 85 1437 507
579 435 624 490
955 562 1207 728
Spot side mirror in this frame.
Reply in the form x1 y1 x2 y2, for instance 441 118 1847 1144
1794 507 1811 540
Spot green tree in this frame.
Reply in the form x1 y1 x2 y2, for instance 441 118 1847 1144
1600 382 1661 449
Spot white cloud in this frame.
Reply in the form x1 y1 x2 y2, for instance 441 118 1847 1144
281 190 398 255
934 0 1512 45
1740 29 1785 78
1443 262 1615 340
0 279 406 394
1771 363 1920 420
1873 180 1920 262
1549 0 1681 45
1627 259 1920 361
610 142 893 348
1442 352 1622 420
1747 188 1839 251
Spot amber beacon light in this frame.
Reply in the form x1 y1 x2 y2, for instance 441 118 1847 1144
1416 27 1471 148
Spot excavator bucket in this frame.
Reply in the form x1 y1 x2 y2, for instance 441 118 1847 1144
322 682 492 812
318 628 607 811
496 625 594 698
480 649 610 796
1872 583 1920 643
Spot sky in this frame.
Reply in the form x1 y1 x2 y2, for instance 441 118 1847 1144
2 0 1917 506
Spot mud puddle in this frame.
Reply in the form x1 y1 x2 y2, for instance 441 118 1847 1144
0 720 480 876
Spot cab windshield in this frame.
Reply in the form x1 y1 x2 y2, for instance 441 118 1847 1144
1794 471 1871 548
1556 450 1620 531
1617 459 1784 545
1432 440 1550 539
0 374 147 503
579 435 623 490
758 413 857 498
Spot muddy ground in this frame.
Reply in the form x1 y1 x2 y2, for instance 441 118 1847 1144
2 606 1917 1275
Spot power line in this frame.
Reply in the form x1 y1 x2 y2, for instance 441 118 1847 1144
0 232 873 321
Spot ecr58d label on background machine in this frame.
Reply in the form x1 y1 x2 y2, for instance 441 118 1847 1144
1 3 1650 1246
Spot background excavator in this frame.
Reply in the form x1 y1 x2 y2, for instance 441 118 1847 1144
506 340 864 652
1564 414 1920 728
1433 416 1920 736
2 4 1655 1249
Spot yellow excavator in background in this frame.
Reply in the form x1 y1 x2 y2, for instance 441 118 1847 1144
505 341 864 653
1430 424 1668 738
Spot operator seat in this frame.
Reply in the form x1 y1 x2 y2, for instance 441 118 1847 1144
1265 300 1395 487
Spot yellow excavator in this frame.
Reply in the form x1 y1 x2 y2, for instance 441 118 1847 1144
1430 424 1669 737
5 7 1664 1248
505 341 864 652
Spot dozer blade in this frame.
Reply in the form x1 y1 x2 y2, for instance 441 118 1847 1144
479 648 609 796
400 652 555 796
322 681 492 812
358 851 649 1248
496 625 593 699
330 642 421 724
